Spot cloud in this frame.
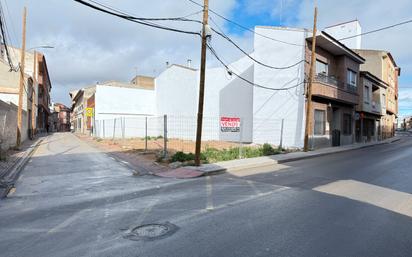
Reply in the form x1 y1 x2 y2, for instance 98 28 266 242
4 0 239 105
294 0 412 80
4 0 412 111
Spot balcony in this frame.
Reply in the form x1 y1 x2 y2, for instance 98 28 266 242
312 74 358 105
370 101 384 115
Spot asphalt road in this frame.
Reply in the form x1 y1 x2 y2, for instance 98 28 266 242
1 132 412 257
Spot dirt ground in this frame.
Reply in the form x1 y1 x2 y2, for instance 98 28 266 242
97 137 241 154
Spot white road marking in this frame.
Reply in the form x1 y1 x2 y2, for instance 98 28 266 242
206 176 214 211
48 209 90 234
247 180 261 195
314 180 412 218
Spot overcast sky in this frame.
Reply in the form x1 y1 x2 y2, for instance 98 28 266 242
2 0 412 117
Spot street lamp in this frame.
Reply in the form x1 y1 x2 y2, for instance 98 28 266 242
27 45 54 51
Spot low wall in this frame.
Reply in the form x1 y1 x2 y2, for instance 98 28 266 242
0 100 28 150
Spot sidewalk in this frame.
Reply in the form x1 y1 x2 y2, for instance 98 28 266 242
182 136 401 176
78 134 400 179
0 136 44 198
76 134 170 176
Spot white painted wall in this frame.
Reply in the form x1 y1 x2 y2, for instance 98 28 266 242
156 65 198 117
95 85 155 121
324 20 362 49
253 27 307 147
94 85 156 138
155 56 254 142
154 27 308 147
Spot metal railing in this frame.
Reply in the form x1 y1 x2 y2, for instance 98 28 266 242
92 115 295 160
315 73 338 86
315 74 358 94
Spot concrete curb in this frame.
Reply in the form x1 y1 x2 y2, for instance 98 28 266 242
190 137 400 176
0 138 44 199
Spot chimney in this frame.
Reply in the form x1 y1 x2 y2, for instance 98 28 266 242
166 61 169 67
187 59 192 68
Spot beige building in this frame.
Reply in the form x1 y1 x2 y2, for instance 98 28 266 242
130 75 154 90
70 86 96 134
0 52 34 146
0 45 52 135
355 71 387 142
354 50 400 139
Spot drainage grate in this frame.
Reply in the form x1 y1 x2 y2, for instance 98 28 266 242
124 222 178 241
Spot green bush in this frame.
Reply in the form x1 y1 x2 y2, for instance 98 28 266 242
261 143 280 156
170 143 282 164
170 151 192 162
142 135 164 141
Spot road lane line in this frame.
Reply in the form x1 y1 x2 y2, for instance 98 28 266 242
48 209 90 234
246 180 261 195
206 176 214 211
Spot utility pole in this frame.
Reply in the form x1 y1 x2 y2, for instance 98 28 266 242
16 7 27 148
194 0 209 166
303 6 317 152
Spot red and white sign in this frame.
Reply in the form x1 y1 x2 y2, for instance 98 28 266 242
220 117 240 132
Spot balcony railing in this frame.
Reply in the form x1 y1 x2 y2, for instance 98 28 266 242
315 74 357 93
313 73 358 105
315 73 338 86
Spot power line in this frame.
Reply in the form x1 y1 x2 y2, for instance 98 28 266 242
1 0 19 63
73 0 201 36
338 18 412 41
88 0 202 23
187 0 303 46
209 17 305 70
207 42 305 91
0 3 17 71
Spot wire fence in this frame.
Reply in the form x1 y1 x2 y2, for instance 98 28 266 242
93 115 294 158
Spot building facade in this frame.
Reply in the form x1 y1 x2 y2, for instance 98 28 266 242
355 71 387 142
0 46 52 137
354 50 400 139
156 27 307 147
70 78 155 135
49 103 71 132
0 48 35 146
306 32 365 148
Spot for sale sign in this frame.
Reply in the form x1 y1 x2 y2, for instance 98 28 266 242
220 117 240 132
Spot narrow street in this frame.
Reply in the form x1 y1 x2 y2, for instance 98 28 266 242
1 132 412 257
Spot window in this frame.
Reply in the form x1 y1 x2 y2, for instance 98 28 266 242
314 109 326 135
364 85 370 103
382 94 386 108
316 60 328 75
347 69 357 89
343 114 352 135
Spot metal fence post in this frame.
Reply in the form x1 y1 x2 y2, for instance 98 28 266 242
238 117 243 159
163 115 168 158
112 118 116 140
145 116 148 152
122 117 125 140
103 120 106 138
279 118 284 150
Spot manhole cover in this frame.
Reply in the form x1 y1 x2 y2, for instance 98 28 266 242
124 222 178 241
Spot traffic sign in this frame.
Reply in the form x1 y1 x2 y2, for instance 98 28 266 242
85 108 94 117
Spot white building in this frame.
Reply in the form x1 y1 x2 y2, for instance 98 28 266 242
73 80 156 138
156 27 308 148
324 20 362 49
94 82 155 121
